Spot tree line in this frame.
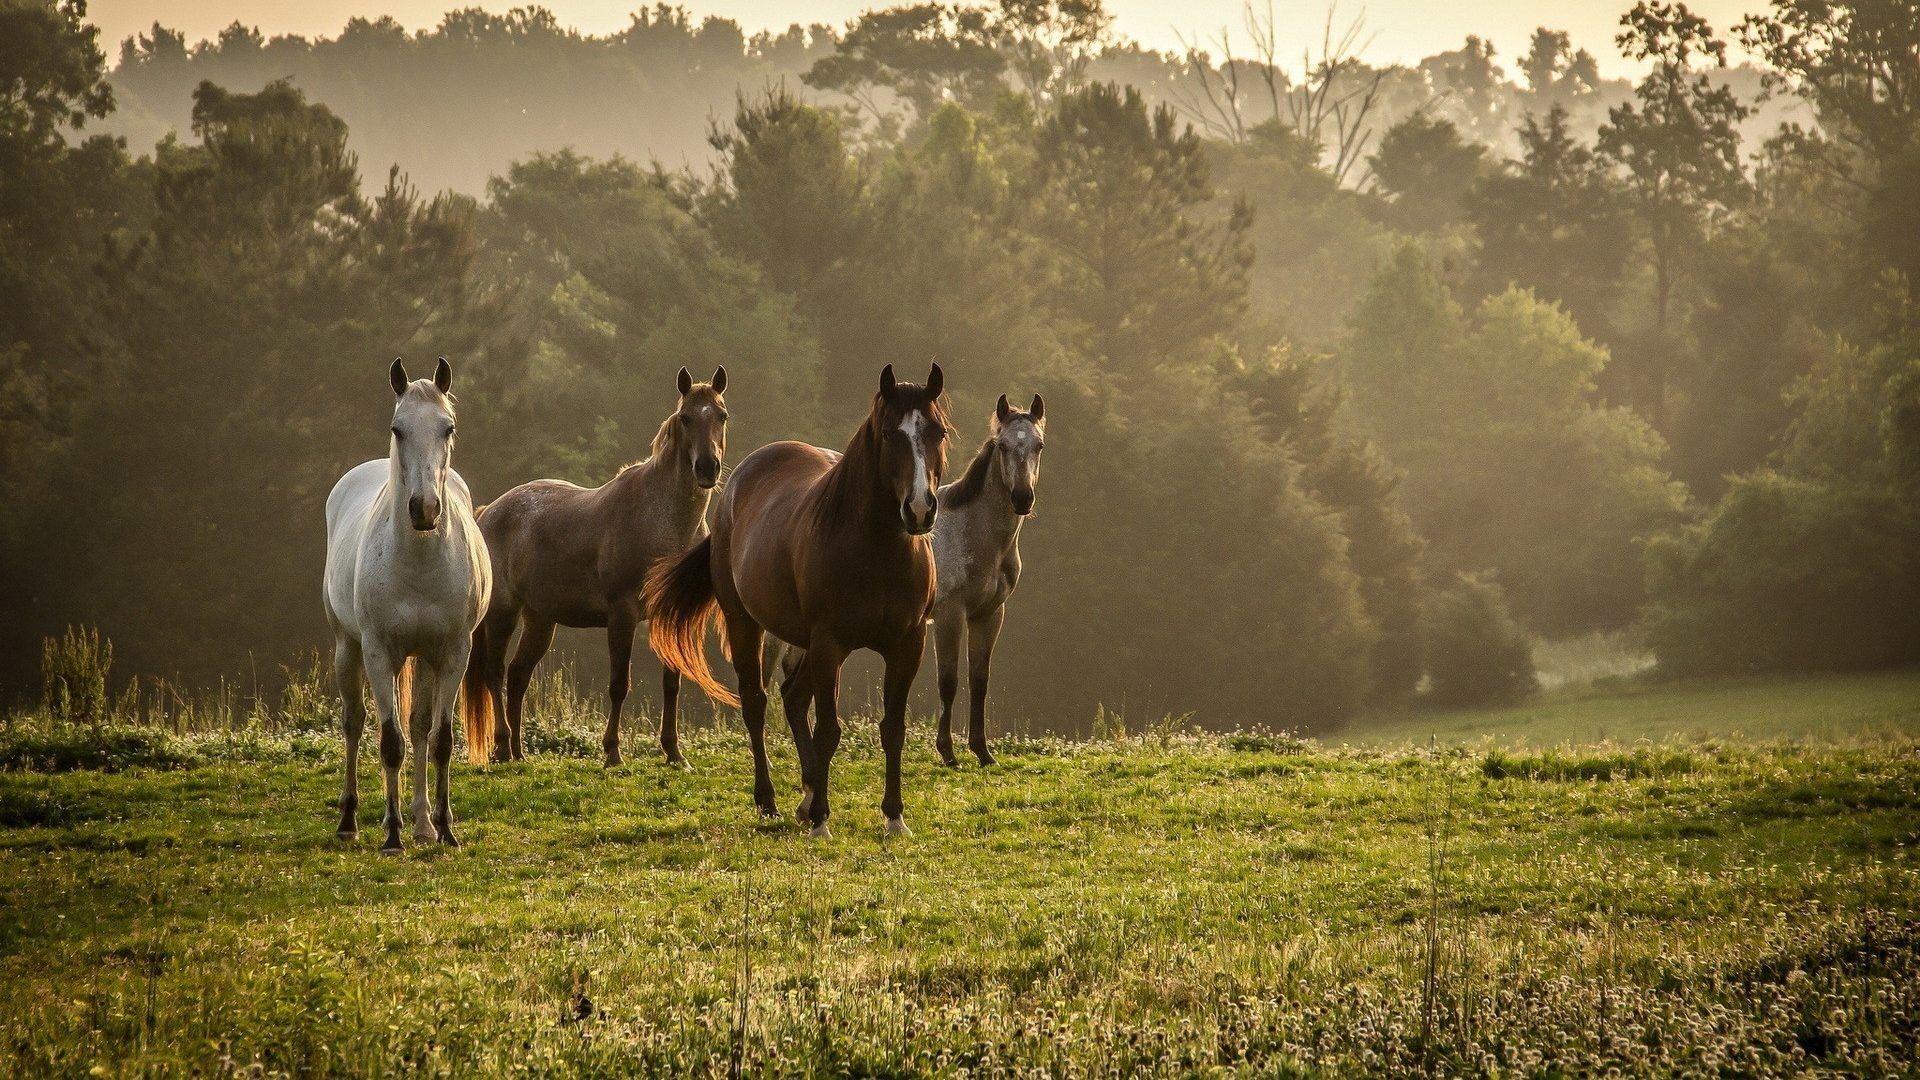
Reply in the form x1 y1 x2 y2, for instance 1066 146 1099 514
2 0 1915 728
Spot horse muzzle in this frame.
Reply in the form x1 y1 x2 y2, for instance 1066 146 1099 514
1011 488 1036 516
694 457 721 489
408 494 441 532
901 496 937 536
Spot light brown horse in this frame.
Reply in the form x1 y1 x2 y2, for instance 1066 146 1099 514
647 364 949 837
460 367 727 767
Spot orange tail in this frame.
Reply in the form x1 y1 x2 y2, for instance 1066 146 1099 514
460 622 496 764
645 538 740 708
394 656 415 730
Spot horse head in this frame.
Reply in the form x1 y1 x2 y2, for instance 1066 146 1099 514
389 357 457 532
992 393 1046 516
874 363 950 535
672 366 729 489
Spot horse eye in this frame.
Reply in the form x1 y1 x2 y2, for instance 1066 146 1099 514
446 426 456 438
391 427 403 440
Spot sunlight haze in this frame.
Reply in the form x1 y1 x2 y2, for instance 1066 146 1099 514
89 0 1765 76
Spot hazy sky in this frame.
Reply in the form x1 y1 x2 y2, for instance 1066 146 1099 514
89 1 1766 78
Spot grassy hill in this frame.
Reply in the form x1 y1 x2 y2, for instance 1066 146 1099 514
1348 668 1920 747
2 671 1918 1074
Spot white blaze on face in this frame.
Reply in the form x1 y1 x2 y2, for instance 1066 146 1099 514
900 410 935 517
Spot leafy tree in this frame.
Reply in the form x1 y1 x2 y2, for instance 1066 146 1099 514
1468 107 1631 342
1341 246 1688 633
25 81 488 681
995 0 1111 105
471 149 825 485
1367 112 1488 233
702 88 873 420
802 4 1005 130
0 0 149 675
1208 121 1388 344
1423 571 1537 706
1597 2 1751 429
1520 28 1601 107
1028 81 1250 372
1739 1 1920 287
1231 344 1427 698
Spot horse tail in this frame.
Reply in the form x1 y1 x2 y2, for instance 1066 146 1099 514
394 657 415 732
461 622 496 764
645 538 740 708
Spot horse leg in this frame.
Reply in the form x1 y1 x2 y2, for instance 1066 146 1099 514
408 660 436 843
479 607 516 763
362 645 407 854
778 649 816 824
880 627 926 837
428 648 466 846
931 604 965 767
603 604 638 767
333 634 365 840
803 637 845 838
966 607 1004 767
505 613 555 762
724 614 774 817
659 664 686 767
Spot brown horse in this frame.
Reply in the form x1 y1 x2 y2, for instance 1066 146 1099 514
647 364 949 837
461 367 727 767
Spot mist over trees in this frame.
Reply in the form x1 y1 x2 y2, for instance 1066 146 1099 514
3 0 1917 727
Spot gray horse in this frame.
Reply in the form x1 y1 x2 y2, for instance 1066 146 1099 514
774 393 1044 767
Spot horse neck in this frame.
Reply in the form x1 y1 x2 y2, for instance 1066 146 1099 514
818 418 903 540
963 449 1024 554
608 447 708 533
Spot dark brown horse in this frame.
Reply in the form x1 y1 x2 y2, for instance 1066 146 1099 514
461 367 727 767
647 364 949 837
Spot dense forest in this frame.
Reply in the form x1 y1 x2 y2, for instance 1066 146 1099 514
2 0 1917 729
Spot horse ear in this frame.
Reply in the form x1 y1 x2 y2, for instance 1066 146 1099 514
1029 394 1045 422
711 366 727 394
880 364 897 400
434 356 452 394
677 367 693 396
389 358 408 398
926 362 943 397
996 394 1013 424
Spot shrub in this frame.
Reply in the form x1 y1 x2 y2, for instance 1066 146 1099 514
1423 572 1538 707
40 626 112 725
1645 473 1920 675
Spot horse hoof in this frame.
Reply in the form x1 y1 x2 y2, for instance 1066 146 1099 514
603 753 623 768
795 788 814 823
757 803 781 820
437 829 460 848
335 828 357 842
973 750 997 767
381 839 404 856
885 817 912 838
808 822 832 840
664 752 688 770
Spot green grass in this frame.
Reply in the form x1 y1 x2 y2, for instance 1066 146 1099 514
1349 667 1920 746
2 671 1919 1075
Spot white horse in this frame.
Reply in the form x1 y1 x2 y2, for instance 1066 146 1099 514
324 357 492 853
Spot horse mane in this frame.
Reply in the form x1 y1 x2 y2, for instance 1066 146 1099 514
616 411 680 475
814 388 951 526
940 433 998 509
614 384 718 477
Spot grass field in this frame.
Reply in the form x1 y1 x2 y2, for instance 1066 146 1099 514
3 669 1918 1075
